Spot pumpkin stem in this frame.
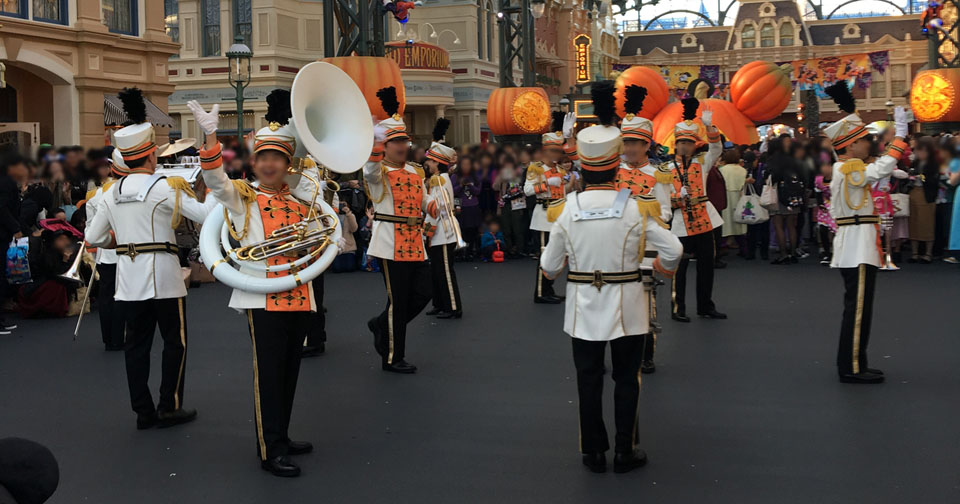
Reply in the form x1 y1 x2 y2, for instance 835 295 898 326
778 63 793 74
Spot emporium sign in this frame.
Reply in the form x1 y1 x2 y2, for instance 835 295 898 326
386 41 451 71
574 34 591 83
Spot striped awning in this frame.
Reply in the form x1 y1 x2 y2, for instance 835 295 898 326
103 94 175 128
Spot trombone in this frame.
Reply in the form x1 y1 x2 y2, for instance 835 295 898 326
435 178 467 249
62 244 100 340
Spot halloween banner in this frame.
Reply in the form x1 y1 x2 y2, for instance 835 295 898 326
790 53 872 98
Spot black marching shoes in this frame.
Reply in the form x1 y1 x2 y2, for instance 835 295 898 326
382 360 417 374
436 311 462 319
301 343 325 357
671 312 691 323
261 456 301 477
368 317 385 356
286 440 313 455
425 308 443 316
535 295 563 304
136 412 158 430
582 452 607 473
698 309 727 319
640 359 656 374
157 408 197 428
839 371 884 384
614 450 648 473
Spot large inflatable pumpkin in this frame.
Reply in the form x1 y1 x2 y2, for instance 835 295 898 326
652 79 760 150
322 56 406 121
486 87 552 136
614 66 670 119
729 61 794 122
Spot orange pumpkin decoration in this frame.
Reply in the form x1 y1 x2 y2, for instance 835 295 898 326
653 78 758 150
729 61 794 122
486 87 552 136
614 66 670 119
910 68 960 122
321 56 405 121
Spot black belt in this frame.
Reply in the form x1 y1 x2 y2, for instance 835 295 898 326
643 250 657 258
568 269 642 290
836 215 880 227
116 242 179 260
374 213 424 226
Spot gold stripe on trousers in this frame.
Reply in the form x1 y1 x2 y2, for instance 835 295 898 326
852 264 866 374
246 310 268 460
174 298 186 410
442 244 457 312
537 232 545 298
383 260 395 365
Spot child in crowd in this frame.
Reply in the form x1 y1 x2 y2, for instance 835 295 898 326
814 160 836 265
480 218 505 261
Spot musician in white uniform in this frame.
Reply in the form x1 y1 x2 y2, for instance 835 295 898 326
423 117 463 319
188 90 332 477
822 82 908 384
364 87 439 374
84 170 122 351
540 82 683 474
85 88 215 431
524 112 576 303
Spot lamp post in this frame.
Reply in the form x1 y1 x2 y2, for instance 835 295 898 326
885 99 895 121
226 35 253 141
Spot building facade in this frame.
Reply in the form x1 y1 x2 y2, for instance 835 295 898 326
619 0 926 125
0 0 178 150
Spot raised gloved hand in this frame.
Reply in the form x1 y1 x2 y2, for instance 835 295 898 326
187 100 219 135
701 108 713 128
562 112 577 139
894 106 908 138
547 177 563 187
337 237 347 252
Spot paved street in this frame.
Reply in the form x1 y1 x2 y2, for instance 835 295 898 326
1 258 957 503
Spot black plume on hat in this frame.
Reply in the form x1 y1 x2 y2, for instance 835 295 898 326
591 80 617 127
682 97 699 121
376 87 400 117
264 89 292 126
825 81 856 114
551 111 565 133
624 85 647 116
0 438 60 504
118 88 147 126
432 118 451 142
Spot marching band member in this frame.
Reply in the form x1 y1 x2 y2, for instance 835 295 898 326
364 87 439 374
668 97 727 322
617 84 673 374
823 82 908 384
187 90 331 477
85 88 214 431
84 161 122 352
423 117 463 319
525 112 576 304
540 82 683 474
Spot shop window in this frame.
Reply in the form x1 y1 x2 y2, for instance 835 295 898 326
202 0 221 57
234 0 252 49
0 0 26 19
33 0 67 24
741 24 756 48
760 23 775 47
891 64 907 97
165 0 179 43
779 23 794 46
103 0 137 35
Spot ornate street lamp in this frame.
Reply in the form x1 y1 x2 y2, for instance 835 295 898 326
226 35 253 141
885 99 895 120
530 0 546 19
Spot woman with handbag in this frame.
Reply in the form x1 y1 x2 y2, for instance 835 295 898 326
907 140 939 263
718 149 748 255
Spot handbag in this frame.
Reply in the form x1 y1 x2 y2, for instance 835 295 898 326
734 184 769 224
6 238 31 285
890 193 910 218
759 178 779 210
492 242 504 263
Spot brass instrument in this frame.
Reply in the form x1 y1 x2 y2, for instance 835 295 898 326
434 176 467 249
64 246 100 340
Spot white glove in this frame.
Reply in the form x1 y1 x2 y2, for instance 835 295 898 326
680 186 689 198
562 112 577 139
373 123 388 144
186 100 219 135
337 237 347 252
894 106 908 138
547 177 563 187
892 168 909 180
701 108 713 128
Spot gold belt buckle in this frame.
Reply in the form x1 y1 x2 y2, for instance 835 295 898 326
125 243 138 260
591 270 605 291
406 216 420 226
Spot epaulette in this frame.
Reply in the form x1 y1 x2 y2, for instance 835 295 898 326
166 176 197 199
428 174 445 188
526 161 545 180
546 198 566 222
634 194 669 228
85 188 99 201
232 179 258 203
408 162 425 179
655 163 675 185
839 159 866 185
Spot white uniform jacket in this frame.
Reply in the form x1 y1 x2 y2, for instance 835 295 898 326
668 139 724 237
363 159 435 261
201 145 324 311
85 172 216 301
540 189 683 341
829 148 901 268
85 184 118 266
424 173 458 247
524 162 566 232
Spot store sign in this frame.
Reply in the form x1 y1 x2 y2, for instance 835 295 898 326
574 34 591 83
386 42 451 71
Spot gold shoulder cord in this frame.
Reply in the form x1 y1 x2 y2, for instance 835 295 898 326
839 159 869 211
527 162 545 180
167 176 198 229
225 180 257 241
364 163 389 204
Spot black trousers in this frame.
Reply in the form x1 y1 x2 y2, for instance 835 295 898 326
305 273 326 347
643 283 657 361
571 335 645 454
97 263 125 348
837 265 877 375
534 231 556 299
747 222 770 259
246 309 310 460
374 259 432 365
428 243 462 314
118 297 187 417
672 231 716 315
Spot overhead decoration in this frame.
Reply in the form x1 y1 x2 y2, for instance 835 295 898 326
730 61 794 122
652 79 759 150
910 68 960 122
791 53 871 97
486 87 552 136
614 65 669 119
321 56 406 121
